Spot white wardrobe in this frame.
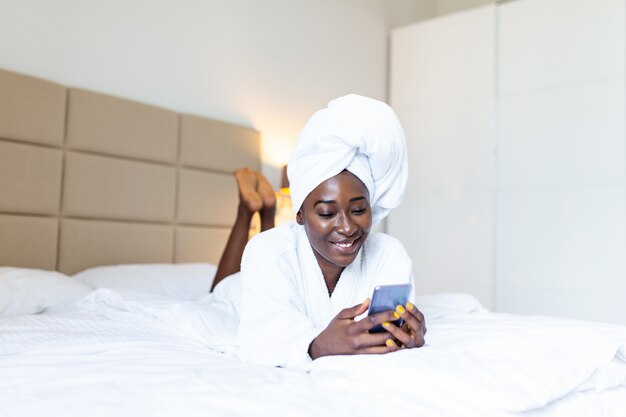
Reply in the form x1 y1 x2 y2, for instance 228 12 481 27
389 0 626 324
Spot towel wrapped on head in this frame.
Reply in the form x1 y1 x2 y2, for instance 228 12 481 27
287 94 408 226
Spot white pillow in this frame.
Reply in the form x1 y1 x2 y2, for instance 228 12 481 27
0 267 93 315
414 292 488 320
72 263 218 300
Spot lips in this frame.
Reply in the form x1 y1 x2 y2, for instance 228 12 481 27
331 237 361 254
334 241 354 248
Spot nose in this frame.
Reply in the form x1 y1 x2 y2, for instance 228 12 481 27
335 211 357 236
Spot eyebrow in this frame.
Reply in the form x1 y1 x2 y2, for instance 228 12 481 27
313 196 367 207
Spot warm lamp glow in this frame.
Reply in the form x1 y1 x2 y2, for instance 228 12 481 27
261 134 293 170
249 167 293 237
275 167 294 226
275 186 294 227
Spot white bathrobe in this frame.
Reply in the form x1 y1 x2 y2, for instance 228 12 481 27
237 221 413 368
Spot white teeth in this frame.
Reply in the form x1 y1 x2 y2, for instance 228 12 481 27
334 241 353 248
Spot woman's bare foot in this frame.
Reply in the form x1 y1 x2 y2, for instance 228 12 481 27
235 168 263 212
256 172 277 209
256 172 276 231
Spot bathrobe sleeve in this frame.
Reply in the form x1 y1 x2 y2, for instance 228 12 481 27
237 233 321 368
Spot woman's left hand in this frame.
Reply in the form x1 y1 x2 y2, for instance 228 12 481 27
382 302 426 349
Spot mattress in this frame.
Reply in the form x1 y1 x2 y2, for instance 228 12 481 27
1 289 625 417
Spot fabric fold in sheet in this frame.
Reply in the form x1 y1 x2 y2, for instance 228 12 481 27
2 291 626 417
0 311 333 417
78 287 240 355
309 313 626 415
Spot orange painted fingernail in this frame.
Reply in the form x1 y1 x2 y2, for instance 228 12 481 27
386 339 395 348
382 321 390 328
396 305 405 314
406 302 415 310
393 312 400 319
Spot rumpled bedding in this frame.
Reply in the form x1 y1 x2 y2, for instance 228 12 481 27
1 289 625 417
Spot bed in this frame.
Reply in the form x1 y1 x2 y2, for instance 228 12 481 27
1 68 625 417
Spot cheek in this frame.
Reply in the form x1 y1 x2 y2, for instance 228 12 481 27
305 223 335 254
307 221 332 241
305 226 331 257
358 213 373 232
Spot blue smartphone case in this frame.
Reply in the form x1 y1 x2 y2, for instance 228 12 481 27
367 284 412 333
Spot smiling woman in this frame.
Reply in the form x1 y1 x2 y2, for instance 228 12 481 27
297 170 372 294
237 94 425 367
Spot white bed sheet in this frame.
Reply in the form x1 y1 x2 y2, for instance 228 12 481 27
1 291 625 417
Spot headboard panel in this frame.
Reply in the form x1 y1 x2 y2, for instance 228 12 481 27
66 88 179 163
0 68 261 274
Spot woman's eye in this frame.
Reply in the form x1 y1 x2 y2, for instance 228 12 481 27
317 212 335 218
352 207 367 215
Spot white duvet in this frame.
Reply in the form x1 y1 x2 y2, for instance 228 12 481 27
1 290 625 417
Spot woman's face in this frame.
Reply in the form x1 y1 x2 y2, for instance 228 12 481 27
296 170 372 278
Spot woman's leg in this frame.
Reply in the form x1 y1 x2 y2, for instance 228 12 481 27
257 172 276 232
211 168 275 291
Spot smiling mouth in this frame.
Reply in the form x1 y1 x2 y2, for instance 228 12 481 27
332 237 360 249
334 241 354 248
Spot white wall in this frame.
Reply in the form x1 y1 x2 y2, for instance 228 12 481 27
390 0 626 325
434 0 493 16
495 0 626 324
389 6 497 309
0 0 432 186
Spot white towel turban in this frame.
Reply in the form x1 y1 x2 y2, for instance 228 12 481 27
287 94 408 226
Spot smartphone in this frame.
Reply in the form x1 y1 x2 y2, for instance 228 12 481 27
367 284 412 333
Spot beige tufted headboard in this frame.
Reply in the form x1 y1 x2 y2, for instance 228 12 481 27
0 69 261 274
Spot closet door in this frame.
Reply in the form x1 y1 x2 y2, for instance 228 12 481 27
389 5 497 308
496 0 626 323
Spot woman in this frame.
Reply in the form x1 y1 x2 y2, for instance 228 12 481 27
237 95 426 367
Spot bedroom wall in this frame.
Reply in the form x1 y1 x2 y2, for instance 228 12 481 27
390 5 497 308
389 0 626 325
434 0 493 15
0 0 433 186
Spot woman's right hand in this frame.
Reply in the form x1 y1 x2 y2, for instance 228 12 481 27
308 299 403 359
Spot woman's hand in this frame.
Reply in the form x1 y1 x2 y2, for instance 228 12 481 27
309 299 406 359
382 302 426 349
